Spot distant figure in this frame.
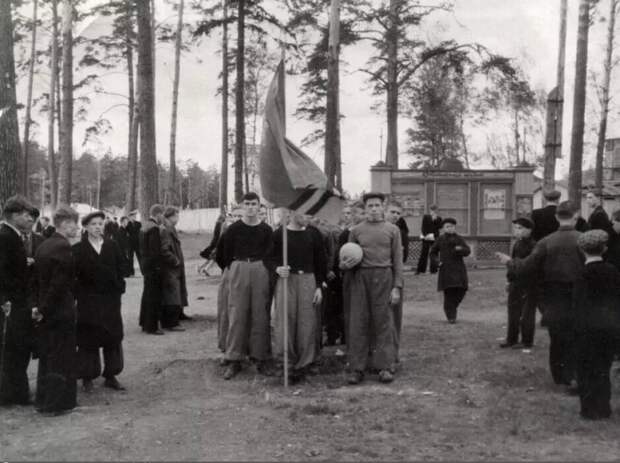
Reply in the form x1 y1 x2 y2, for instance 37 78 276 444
139 205 166 335
117 217 132 277
258 204 268 224
127 211 142 275
104 216 119 242
416 205 442 274
531 189 561 241
586 190 612 235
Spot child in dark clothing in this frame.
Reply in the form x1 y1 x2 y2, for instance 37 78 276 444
574 230 620 420
501 217 537 349
429 218 471 323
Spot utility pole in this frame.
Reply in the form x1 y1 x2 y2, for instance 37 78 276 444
325 0 342 189
543 0 568 193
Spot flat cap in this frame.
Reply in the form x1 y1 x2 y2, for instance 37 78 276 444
578 229 609 254
441 217 457 227
2 195 38 218
543 189 561 201
512 217 534 229
81 211 105 226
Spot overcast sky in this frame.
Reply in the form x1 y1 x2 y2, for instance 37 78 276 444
18 0 619 196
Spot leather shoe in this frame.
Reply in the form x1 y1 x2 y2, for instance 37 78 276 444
378 370 394 383
104 377 126 391
224 362 241 380
347 371 364 385
148 329 165 335
179 313 194 321
499 342 515 348
165 326 186 332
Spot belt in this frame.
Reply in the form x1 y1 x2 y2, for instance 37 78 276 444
289 269 308 275
233 257 262 262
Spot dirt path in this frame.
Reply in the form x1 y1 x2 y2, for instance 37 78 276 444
2 262 620 461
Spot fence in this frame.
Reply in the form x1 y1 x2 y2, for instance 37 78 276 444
177 208 221 233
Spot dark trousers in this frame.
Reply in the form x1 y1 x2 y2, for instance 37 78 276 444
139 274 162 333
35 324 77 413
506 285 536 345
577 330 614 419
325 279 344 344
547 320 577 385
0 345 31 405
77 344 124 380
127 248 136 276
161 305 181 329
417 240 438 274
443 287 467 321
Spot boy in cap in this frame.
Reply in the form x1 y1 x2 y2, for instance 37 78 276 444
573 230 620 419
429 218 471 323
497 201 585 390
500 217 537 349
0 196 38 405
345 193 403 384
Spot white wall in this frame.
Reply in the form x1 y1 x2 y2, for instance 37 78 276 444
176 208 221 233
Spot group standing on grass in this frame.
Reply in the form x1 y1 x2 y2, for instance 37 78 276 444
3 187 620 422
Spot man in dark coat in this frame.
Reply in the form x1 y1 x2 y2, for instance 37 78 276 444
116 217 132 277
139 205 166 335
417 205 442 274
532 189 562 241
498 201 585 391
33 206 80 415
429 218 471 323
586 190 612 235
73 211 127 393
160 206 189 331
127 211 142 275
0 196 38 406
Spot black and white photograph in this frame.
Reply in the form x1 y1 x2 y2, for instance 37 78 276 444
2 0 620 460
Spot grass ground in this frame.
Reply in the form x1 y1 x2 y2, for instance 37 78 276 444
2 233 620 461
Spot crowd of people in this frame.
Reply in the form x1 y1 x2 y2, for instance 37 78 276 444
2 187 620 422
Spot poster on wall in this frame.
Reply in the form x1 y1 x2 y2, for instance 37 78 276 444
483 188 506 220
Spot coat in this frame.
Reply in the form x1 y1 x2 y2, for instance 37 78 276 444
0 224 34 349
139 219 163 330
33 233 76 325
573 261 620 333
395 217 410 262
531 205 559 242
127 220 141 250
160 225 188 307
429 233 471 291
587 206 612 235
421 214 442 238
72 236 126 348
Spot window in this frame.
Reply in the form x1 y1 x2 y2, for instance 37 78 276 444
480 184 513 235
436 183 469 235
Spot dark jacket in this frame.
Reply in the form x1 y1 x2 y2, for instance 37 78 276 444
41 225 56 239
127 220 141 249
507 237 536 287
605 230 620 271
421 214 442 238
140 219 163 276
0 224 33 349
531 205 559 241
588 205 612 235
160 225 188 307
72 236 126 348
332 228 351 273
573 260 620 333
104 221 120 241
429 233 471 291
33 233 76 325
508 225 584 284
395 217 410 262
200 220 224 260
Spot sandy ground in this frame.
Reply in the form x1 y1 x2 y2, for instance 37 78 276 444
2 233 620 461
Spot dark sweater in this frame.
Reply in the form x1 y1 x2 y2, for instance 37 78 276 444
215 220 272 269
508 225 584 284
266 227 328 288
573 260 620 332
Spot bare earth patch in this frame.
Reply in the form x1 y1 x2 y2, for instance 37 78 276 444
2 241 620 461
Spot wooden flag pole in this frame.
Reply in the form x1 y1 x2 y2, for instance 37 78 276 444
282 209 289 389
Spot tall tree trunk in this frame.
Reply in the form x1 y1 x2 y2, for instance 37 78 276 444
168 0 184 205
325 0 342 189
385 0 399 168
0 0 20 204
514 109 520 164
57 0 73 205
137 0 158 219
234 0 245 202
219 0 229 212
23 0 39 197
595 0 617 190
127 16 139 213
568 0 591 204
544 0 568 192
47 0 59 209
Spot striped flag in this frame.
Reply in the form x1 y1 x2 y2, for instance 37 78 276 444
259 61 344 223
